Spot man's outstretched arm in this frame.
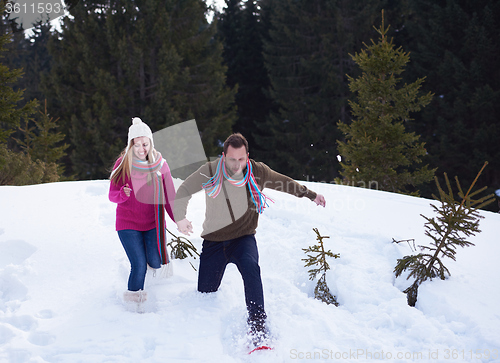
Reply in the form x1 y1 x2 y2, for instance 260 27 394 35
255 161 326 207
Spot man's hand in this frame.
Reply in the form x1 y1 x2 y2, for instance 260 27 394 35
176 218 194 236
314 194 326 207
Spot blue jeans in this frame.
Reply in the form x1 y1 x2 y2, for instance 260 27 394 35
198 234 266 323
118 228 161 291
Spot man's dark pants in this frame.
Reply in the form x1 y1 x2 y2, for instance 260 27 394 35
197 234 267 325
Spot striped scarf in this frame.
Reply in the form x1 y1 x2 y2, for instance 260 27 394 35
202 158 273 214
131 154 170 265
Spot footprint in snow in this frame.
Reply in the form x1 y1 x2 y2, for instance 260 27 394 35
0 240 37 269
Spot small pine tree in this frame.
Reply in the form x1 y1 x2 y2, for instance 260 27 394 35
29 100 68 165
302 228 340 306
14 100 68 180
166 228 199 271
394 162 495 307
337 11 435 195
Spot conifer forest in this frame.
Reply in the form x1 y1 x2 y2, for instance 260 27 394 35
1 0 499 210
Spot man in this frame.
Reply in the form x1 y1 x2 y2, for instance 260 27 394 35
174 133 326 345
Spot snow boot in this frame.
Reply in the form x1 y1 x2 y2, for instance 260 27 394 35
123 290 148 313
247 317 272 351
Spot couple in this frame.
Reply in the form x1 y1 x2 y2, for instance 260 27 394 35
109 118 326 342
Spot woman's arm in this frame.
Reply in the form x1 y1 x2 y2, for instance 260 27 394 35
161 161 176 222
109 158 130 203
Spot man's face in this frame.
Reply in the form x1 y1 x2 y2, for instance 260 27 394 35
224 145 248 177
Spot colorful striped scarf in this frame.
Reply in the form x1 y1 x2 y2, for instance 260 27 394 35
202 158 273 214
131 154 170 265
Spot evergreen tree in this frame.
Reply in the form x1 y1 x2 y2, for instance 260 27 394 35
1 16 58 165
0 0 38 145
399 0 500 205
6 21 52 106
257 0 382 182
337 14 435 195
0 0 40 183
302 228 340 306
394 162 495 307
218 0 243 91
217 0 271 152
14 100 68 177
0 146 59 185
44 0 236 179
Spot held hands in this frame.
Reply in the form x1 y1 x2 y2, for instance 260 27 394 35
176 218 194 236
314 194 326 207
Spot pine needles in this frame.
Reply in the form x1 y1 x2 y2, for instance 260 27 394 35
302 228 340 306
166 228 199 271
394 162 495 306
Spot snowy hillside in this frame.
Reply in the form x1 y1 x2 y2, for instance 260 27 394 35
0 179 499 363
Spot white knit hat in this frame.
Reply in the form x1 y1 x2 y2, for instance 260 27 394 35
128 117 154 148
110 117 155 179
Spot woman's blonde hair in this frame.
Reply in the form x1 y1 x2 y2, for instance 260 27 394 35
110 138 156 185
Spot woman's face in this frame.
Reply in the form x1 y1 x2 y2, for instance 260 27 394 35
132 136 151 160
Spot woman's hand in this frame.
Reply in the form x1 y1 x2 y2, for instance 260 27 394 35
123 183 132 197
176 219 194 236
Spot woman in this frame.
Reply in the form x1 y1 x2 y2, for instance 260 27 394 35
109 117 176 306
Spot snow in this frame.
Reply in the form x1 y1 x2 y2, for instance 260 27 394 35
0 179 499 363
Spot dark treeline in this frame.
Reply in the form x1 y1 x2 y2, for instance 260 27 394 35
219 0 500 206
2 0 236 180
1 0 499 208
